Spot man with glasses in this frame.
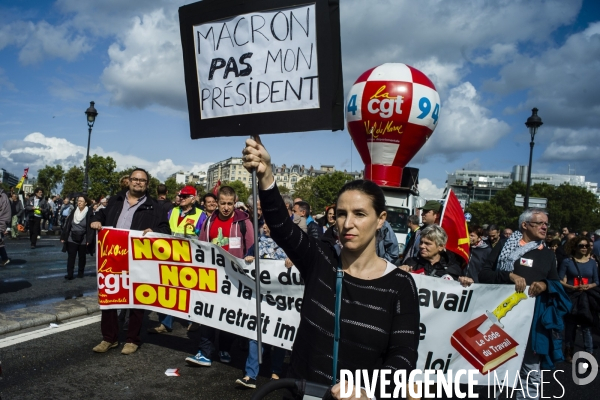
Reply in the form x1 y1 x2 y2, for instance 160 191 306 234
479 208 564 399
90 168 170 355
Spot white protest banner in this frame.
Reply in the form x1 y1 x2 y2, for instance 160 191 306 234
413 274 536 386
194 4 319 119
97 228 535 385
97 228 304 350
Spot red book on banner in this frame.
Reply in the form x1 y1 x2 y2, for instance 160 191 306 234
440 189 470 265
450 314 518 375
212 180 221 196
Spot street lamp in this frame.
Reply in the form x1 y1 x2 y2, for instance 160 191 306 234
83 101 98 195
466 178 474 208
523 108 543 209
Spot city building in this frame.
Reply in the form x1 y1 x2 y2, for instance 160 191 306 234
206 157 250 190
446 165 600 204
169 170 207 187
0 168 19 188
206 157 363 191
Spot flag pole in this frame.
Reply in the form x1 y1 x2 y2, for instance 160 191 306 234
439 188 451 226
251 135 263 364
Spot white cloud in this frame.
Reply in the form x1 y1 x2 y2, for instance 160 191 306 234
0 132 212 181
539 127 600 162
485 22 600 128
101 8 186 110
0 20 91 65
421 82 511 158
419 178 444 200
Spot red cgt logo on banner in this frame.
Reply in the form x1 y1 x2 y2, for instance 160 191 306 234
97 228 130 305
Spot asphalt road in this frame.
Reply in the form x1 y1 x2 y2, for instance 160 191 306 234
0 235 97 312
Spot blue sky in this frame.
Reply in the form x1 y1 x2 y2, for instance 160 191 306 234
1 0 599 199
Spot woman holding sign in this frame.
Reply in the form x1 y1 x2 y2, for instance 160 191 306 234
242 136 420 399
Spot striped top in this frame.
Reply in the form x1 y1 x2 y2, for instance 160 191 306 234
259 184 420 388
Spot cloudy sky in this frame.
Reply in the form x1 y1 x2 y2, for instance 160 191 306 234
1 0 598 199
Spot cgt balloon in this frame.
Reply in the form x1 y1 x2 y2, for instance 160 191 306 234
346 63 440 187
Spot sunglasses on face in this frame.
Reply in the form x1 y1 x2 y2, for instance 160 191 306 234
577 244 590 249
179 195 194 199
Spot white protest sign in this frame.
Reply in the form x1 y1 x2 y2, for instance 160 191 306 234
97 229 535 385
413 274 536 386
97 228 304 350
194 4 319 119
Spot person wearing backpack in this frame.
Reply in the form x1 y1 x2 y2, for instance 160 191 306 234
186 185 254 367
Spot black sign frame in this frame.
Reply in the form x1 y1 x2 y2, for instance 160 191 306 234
179 0 344 139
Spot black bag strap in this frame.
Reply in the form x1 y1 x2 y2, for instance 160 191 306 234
239 219 247 255
571 257 584 280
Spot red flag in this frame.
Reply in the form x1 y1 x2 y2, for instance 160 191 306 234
440 189 470 265
23 168 29 178
212 180 221 196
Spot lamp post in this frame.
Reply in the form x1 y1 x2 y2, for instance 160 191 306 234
523 108 543 209
83 101 98 195
466 178 474 208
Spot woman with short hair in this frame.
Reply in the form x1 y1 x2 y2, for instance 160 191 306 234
400 224 472 286
60 196 94 280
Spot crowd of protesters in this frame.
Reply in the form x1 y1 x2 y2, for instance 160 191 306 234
2 158 599 399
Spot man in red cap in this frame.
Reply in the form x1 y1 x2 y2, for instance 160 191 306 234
147 185 206 334
168 186 206 237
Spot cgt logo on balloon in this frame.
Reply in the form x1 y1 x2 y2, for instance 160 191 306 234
97 229 131 305
346 63 441 187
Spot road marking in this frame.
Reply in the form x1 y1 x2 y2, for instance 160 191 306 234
0 314 101 349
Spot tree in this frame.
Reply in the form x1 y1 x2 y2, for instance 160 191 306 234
465 181 600 232
62 166 84 198
36 165 64 195
278 185 290 194
292 172 353 214
291 176 316 206
86 155 120 200
164 177 185 200
223 180 249 203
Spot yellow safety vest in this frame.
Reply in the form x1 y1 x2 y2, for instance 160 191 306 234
169 207 203 235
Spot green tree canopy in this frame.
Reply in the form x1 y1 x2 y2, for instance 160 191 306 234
61 166 84 198
36 165 64 196
466 181 600 232
292 172 353 215
86 155 119 200
164 177 185 200
223 180 249 204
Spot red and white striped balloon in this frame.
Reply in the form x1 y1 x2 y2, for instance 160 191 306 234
346 63 440 187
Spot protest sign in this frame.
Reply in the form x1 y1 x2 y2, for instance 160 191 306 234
179 0 344 137
98 228 535 385
97 228 304 350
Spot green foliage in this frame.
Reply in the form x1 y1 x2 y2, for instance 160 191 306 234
291 176 316 207
278 185 290 194
61 166 84 198
36 165 64 195
223 180 249 203
293 172 353 214
86 155 119 200
466 181 600 231
164 177 185 200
